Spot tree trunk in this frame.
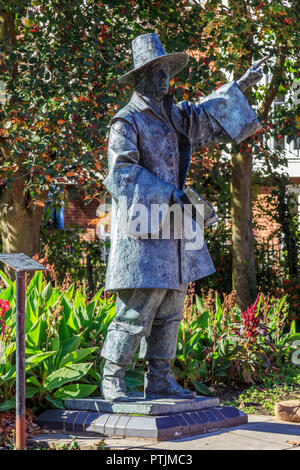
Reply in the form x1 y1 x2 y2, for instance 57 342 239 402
231 147 257 310
0 179 44 280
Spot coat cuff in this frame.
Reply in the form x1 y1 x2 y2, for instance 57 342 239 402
201 81 261 144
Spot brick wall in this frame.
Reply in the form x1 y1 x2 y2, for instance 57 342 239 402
64 193 100 241
63 186 282 247
252 186 280 248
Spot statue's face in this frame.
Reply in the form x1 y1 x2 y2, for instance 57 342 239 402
137 62 170 99
150 62 170 97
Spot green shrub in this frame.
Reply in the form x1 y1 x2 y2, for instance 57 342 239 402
173 290 300 392
0 273 298 413
0 270 115 412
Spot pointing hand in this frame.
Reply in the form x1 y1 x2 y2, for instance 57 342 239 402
237 56 269 93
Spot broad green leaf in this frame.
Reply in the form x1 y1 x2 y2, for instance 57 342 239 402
61 295 74 321
59 347 97 367
191 381 211 396
124 376 143 388
0 364 33 381
90 288 103 304
25 295 38 332
25 386 40 398
1 342 16 358
54 384 97 399
66 308 79 332
0 400 15 411
197 311 209 329
27 375 41 388
26 351 56 365
216 361 232 371
290 320 296 335
46 395 64 409
215 293 223 324
283 333 300 343
195 295 205 313
0 284 14 301
60 335 81 358
215 370 227 377
58 313 71 339
44 362 92 391
77 304 89 323
0 270 13 288
88 368 102 382
27 316 43 348
256 294 262 316
27 271 42 296
187 332 200 349
42 282 53 304
65 283 75 300
74 289 86 308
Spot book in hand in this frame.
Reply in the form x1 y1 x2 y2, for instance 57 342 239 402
183 186 218 228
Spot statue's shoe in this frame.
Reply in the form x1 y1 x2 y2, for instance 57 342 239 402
144 376 195 400
101 377 130 402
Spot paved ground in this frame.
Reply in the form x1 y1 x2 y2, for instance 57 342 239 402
28 415 300 450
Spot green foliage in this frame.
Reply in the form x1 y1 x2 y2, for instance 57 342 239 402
40 225 108 290
222 367 300 415
0 0 298 308
50 435 80 451
173 291 300 390
0 272 298 412
0 0 298 206
0 270 115 411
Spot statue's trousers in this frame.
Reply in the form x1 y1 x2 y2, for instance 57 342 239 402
101 286 188 365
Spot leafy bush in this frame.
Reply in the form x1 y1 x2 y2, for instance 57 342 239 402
40 226 108 292
0 270 115 412
173 290 300 394
0 272 298 412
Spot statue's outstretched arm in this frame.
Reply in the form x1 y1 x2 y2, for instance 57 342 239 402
236 56 269 93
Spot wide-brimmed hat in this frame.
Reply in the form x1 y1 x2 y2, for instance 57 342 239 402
119 33 189 85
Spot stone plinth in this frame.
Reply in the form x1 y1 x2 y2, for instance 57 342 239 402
34 395 248 440
64 394 219 416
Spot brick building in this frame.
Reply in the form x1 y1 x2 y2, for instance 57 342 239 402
63 191 100 242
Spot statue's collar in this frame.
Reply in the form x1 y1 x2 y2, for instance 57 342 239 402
132 92 174 121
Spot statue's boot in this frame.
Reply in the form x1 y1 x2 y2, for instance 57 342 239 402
101 360 129 401
144 359 195 399
140 320 195 399
101 328 141 401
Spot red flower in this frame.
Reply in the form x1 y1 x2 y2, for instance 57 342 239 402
241 294 260 343
0 299 10 341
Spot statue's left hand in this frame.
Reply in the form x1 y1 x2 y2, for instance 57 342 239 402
237 56 269 93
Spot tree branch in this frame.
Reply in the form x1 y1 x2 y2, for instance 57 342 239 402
259 44 287 121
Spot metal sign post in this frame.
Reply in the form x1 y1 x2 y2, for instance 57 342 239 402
0 253 48 450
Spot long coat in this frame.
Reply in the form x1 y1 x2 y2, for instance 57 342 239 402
104 81 261 292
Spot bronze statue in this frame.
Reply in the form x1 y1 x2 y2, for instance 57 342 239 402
101 33 265 401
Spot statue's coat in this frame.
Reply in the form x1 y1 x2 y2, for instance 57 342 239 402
104 82 261 291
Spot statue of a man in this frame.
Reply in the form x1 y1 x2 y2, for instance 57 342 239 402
101 33 265 401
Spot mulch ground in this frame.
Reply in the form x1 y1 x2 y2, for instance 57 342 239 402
0 409 42 450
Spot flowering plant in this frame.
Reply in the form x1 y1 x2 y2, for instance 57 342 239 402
240 294 261 343
0 299 10 342
0 299 10 363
